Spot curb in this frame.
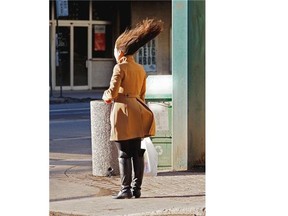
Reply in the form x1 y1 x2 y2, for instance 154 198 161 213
125 207 206 216
50 97 96 104
50 207 206 216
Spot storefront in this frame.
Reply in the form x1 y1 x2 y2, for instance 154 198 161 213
49 0 171 90
49 0 205 170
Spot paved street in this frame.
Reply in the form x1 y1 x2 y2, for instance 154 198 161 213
50 102 92 155
50 156 205 216
49 92 205 216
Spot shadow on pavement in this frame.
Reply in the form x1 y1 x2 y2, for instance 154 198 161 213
141 194 205 199
158 169 205 176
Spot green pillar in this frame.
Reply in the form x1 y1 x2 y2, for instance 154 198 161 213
172 0 205 170
188 0 205 169
172 0 188 170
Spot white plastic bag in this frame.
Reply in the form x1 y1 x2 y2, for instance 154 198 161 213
141 137 158 177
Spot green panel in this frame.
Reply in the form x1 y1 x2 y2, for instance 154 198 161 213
148 101 173 168
151 137 172 167
148 102 172 137
145 94 172 100
172 0 188 170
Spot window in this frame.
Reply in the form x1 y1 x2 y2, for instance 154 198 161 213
92 24 113 58
136 39 157 72
51 0 89 20
92 1 116 21
67 0 89 20
49 0 53 20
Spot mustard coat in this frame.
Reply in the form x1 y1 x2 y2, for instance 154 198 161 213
102 55 156 141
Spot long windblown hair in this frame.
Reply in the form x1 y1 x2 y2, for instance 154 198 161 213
115 18 164 55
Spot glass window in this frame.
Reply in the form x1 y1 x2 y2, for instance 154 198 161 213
92 24 113 58
92 1 116 21
56 27 70 86
136 39 157 72
67 0 89 20
53 0 89 20
49 0 53 20
74 27 88 86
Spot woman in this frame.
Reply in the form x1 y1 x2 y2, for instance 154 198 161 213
102 19 163 199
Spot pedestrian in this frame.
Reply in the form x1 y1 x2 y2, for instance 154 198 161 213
102 18 163 199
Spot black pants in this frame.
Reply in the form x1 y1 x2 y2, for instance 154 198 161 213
114 138 141 158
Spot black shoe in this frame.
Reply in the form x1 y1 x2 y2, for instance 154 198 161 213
112 190 133 199
132 189 141 198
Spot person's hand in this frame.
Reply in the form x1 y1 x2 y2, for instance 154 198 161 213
102 93 112 104
104 99 112 104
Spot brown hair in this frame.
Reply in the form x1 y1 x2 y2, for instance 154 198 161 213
115 18 164 55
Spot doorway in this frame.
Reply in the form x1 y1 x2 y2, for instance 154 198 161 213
52 22 89 90
73 27 88 86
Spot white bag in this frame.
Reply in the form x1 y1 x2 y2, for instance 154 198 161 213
141 137 158 177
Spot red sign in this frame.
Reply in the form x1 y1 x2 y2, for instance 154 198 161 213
94 25 106 51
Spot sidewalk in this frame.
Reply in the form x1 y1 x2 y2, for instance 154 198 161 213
49 152 205 216
49 90 206 216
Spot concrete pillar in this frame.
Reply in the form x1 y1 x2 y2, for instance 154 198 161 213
172 0 189 170
90 100 119 176
172 0 205 170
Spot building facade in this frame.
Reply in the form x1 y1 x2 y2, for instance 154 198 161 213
49 0 171 90
49 0 205 171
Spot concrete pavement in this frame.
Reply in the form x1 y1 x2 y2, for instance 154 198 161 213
49 90 206 216
50 152 205 216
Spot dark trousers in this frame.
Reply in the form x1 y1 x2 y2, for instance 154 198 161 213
114 138 141 158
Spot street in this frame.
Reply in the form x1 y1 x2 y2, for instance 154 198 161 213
49 98 206 216
49 102 92 155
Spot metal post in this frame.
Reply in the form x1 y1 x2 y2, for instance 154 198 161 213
49 24 53 97
56 17 63 98
55 0 64 98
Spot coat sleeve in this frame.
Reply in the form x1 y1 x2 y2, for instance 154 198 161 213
102 64 124 100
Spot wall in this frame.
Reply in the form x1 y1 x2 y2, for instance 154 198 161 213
188 0 205 168
131 1 171 75
91 59 115 88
